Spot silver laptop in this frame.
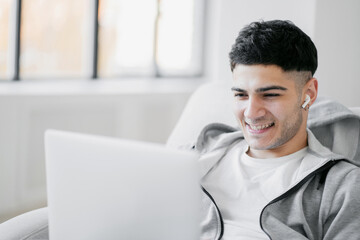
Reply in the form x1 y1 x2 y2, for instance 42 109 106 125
45 130 200 240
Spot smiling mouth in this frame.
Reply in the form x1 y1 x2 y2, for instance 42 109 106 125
247 122 275 131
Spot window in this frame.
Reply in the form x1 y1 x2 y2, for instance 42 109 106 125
0 0 10 80
1 0 205 80
97 0 157 77
20 0 89 79
156 0 203 76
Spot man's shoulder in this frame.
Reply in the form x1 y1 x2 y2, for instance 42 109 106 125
195 123 243 152
326 160 360 188
331 160 360 173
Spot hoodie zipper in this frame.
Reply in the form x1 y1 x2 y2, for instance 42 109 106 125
201 186 224 240
259 160 339 240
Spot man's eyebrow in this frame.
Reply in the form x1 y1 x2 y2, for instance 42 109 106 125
231 87 246 92
256 86 288 92
231 86 287 92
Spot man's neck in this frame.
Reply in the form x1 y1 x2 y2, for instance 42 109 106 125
247 132 308 159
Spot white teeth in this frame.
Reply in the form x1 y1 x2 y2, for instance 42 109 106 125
248 123 273 130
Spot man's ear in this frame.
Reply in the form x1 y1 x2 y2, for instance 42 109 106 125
303 78 318 107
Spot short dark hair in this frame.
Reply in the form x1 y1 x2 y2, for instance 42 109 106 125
229 20 318 75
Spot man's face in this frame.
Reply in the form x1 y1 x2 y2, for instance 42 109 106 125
232 64 308 158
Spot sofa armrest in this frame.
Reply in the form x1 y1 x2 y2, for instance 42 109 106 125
0 208 48 240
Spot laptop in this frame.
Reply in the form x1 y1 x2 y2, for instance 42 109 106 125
45 129 200 240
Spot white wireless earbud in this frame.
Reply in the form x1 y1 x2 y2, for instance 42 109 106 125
302 94 311 109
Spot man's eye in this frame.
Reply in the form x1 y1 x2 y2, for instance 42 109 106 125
234 93 248 98
264 93 280 97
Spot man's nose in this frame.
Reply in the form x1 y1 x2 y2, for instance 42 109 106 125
244 97 266 120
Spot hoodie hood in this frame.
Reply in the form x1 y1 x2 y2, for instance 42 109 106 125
307 96 360 162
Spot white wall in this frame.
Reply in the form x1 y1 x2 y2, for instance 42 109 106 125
313 0 360 107
204 0 359 107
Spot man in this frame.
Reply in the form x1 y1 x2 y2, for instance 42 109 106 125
197 20 360 239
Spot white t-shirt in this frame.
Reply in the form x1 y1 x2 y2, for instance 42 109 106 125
201 145 308 239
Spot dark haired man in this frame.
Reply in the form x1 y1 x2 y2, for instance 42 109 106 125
197 20 360 239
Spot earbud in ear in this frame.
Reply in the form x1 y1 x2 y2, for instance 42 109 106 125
302 94 311 109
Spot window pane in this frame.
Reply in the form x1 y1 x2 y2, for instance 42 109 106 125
156 0 203 76
20 0 89 79
98 0 157 77
0 0 10 79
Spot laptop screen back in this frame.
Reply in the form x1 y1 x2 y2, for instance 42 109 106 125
45 130 200 240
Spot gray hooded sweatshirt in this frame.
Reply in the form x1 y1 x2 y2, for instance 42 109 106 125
195 97 360 240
